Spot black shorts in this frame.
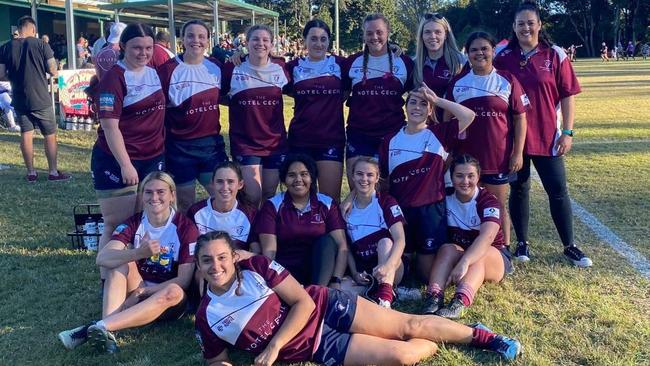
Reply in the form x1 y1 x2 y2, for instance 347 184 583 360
16 107 57 135
345 130 382 160
312 289 357 366
234 153 286 170
500 246 514 276
402 200 447 255
90 144 164 193
290 145 345 163
166 135 228 186
480 172 517 185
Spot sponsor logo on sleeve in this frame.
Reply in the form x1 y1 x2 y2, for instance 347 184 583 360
99 93 115 112
390 205 403 218
112 223 128 235
483 207 500 219
269 260 285 275
520 94 531 106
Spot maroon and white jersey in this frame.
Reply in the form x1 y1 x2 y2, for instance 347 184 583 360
379 121 459 208
446 188 505 250
195 255 328 362
446 68 529 174
494 43 581 156
93 44 119 81
255 192 346 270
148 43 174 70
222 58 289 156
422 54 467 98
343 52 414 138
285 55 345 149
96 61 166 160
111 209 198 283
158 56 222 140
187 198 257 251
346 192 405 270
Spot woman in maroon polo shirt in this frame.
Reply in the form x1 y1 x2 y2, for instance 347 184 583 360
255 153 348 286
493 1 592 267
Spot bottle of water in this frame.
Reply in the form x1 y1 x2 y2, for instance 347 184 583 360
83 216 98 251
71 115 79 131
84 117 93 131
97 217 105 236
65 115 73 130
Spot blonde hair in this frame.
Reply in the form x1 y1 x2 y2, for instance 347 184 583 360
413 14 464 87
139 171 177 210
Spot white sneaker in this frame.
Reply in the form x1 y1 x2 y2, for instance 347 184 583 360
58 324 90 350
7 125 20 132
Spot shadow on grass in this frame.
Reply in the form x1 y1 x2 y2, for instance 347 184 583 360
581 80 650 89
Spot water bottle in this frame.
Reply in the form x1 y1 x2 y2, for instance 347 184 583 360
83 216 98 251
71 115 79 131
65 115 73 130
84 117 93 131
97 217 105 236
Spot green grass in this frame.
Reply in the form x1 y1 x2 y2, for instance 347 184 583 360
1 58 649 365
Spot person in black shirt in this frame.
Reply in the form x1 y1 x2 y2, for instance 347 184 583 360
0 16 70 182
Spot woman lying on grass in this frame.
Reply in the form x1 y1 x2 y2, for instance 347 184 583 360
194 231 522 365
58 172 198 353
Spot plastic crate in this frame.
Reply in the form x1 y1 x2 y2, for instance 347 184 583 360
67 204 103 250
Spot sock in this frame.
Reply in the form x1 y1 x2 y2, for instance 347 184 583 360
455 283 475 307
376 283 394 303
426 283 443 298
95 320 107 331
470 327 496 348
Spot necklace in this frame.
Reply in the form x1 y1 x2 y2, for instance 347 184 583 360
519 45 538 68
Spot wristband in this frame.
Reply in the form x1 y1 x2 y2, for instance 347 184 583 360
329 276 342 284
561 129 574 137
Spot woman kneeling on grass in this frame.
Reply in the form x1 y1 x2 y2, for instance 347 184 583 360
194 231 522 365
58 171 198 353
427 155 514 319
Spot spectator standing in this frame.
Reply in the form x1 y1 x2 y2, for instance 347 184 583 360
148 31 175 69
0 16 70 182
76 37 90 67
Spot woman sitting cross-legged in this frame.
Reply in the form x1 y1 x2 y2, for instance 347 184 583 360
58 172 198 353
194 231 522 365
426 154 515 319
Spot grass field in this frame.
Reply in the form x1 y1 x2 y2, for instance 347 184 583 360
1 58 649 365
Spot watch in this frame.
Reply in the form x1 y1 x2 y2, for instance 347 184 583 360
561 129 574 137
329 276 342 284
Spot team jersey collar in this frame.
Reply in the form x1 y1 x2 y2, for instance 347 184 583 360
209 197 239 217
282 190 317 213
469 66 496 78
453 186 480 205
142 207 176 230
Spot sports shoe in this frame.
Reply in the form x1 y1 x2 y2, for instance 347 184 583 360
513 241 530 262
8 125 20 132
87 324 119 354
421 293 444 314
26 172 37 183
395 287 422 301
563 246 593 268
58 323 93 350
487 334 523 361
435 297 467 319
48 170 72 181
377 298 392 309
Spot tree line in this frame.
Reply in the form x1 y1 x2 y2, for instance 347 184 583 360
235 0 650 57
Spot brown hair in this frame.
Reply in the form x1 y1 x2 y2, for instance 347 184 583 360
195 231 244 296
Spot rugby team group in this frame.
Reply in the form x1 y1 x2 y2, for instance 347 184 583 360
46 1 596 364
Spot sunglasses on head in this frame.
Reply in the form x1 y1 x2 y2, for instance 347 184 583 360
423 12 444 20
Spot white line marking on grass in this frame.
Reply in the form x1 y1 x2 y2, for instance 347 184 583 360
531 170 650 279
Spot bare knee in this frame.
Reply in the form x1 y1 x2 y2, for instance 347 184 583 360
155 283 185 307
400 316 425 340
